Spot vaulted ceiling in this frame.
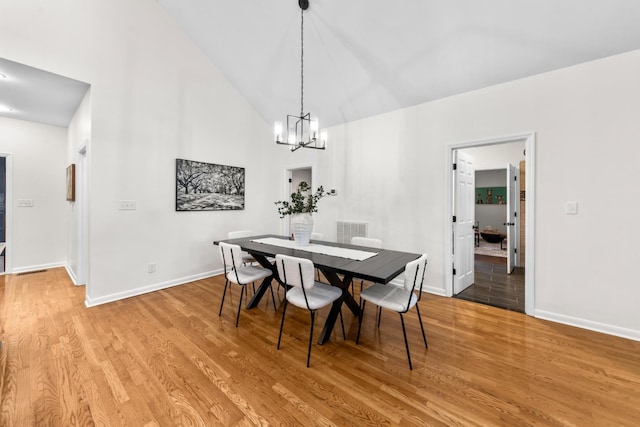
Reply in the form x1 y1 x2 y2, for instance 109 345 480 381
2 1 640 129
157 0 640 128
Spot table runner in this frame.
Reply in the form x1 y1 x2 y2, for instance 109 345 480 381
251 237 378 261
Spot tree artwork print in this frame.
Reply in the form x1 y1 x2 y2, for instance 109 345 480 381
175 159 245 211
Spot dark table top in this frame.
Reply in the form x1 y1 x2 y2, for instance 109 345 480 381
215 234 420 284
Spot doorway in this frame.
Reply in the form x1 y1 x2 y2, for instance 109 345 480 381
445 133 536 315
283 165 313 237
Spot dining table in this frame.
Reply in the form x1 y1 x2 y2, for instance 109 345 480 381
213 234 421 344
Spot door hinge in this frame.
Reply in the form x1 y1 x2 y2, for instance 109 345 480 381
288 178 292 183
453 163 457 170
514 212 517 217
453 267 456 276
514 248 517 254
452 216 457 223
514 176 517 181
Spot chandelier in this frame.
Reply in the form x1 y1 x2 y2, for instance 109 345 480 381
274 0 327 151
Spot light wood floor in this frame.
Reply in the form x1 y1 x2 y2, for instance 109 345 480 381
2 268 640 426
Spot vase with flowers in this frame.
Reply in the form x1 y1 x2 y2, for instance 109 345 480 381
275 181 329 246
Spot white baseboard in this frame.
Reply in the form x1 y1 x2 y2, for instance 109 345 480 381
12 262 66 275
84 269 224 308
64 264 83 286
389 277 447 297
535 309 640 342
423 285 448 297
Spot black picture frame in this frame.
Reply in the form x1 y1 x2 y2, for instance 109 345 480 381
175 158 245 211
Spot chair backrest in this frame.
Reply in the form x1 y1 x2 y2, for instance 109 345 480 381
351 236 383 249
403 254 428 296
275 254 316 290
219 242 243 272
228 230 252 239
310 232 323 240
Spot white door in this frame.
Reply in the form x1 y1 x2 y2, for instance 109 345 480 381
453 151 475 294
506 163 519 274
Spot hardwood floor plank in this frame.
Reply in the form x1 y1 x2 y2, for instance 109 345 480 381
2 268 640 426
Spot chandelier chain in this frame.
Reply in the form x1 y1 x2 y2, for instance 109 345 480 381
300 5 304 117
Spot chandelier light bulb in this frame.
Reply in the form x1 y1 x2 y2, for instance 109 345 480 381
310 116 318 140
274 121 283 142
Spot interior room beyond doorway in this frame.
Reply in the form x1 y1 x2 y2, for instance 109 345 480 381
452 139 528 313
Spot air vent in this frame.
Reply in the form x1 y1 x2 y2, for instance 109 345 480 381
336 221 368 244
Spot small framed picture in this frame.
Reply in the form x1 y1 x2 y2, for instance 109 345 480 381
66 164 75 201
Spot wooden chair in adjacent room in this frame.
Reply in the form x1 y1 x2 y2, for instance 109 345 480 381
275 254 345 367
218 242 275 327
355 253 428 370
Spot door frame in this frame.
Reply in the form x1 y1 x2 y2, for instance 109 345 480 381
444 132 536 315
282 163 315 237
1 153 12 274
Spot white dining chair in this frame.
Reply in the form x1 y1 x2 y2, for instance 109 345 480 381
218 242 274 327
309 232 324 281
227 230 256 265
355 254 428 370
275 254 345 367
350 236 383 298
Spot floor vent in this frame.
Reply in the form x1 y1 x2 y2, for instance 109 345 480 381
336 221 368 244
17 269 48 276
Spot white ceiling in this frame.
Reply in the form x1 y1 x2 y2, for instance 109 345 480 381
2 1 640 129
157 0 640 128
0 57 89 128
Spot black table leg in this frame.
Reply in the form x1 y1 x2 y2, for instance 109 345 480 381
245 253 279 309
246 275 275 309
317 270 360 344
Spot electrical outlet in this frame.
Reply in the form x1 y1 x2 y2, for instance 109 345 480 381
17 199 34 207
565 201 578 215
148 263 156 273
118 200 136 210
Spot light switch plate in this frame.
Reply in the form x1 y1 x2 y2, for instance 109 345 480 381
17 199 34 207
565 201 578 215
118 200 136 210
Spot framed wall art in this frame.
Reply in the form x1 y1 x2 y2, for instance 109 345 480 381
66 164 75 201
475 186 506 205
175 158 245 211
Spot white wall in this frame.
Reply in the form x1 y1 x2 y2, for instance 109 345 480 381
311 49 640 340
0 0 281 304
0 117 68 272
2 1 639 340
66 89 91 284
476 169 507 234
461 141 525 170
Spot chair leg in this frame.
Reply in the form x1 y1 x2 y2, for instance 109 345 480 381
307 310 316 367
218 279 229 317
415 303 428 348
277 299 288 350
377 307 382 328
399 313 413 370
339 309 345 339
235 284 246 327
269 284 277 311
356 300 366 344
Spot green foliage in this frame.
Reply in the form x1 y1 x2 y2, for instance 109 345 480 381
275 181 329 218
